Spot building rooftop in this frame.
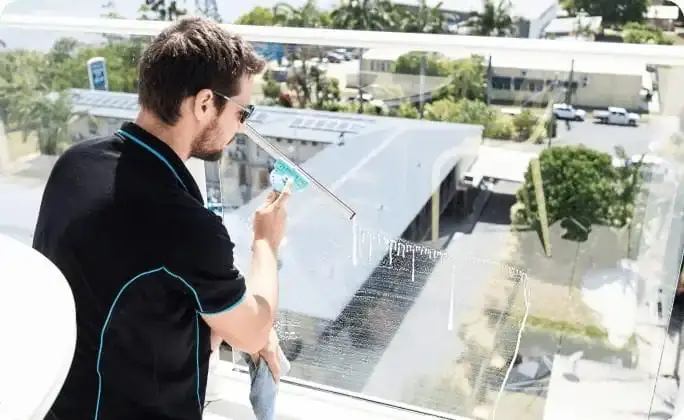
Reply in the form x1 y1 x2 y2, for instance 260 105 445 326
223 117 482 320
67 89 386 145
646 5 680 20
544 16 603 35
393 0 558 20
361 48 646 76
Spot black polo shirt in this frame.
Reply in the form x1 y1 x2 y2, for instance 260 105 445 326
34 122 246 420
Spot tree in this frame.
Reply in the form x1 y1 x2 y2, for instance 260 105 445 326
392 52 452 77
139 0 187 21
393 0 447 34
286 64 340 109
331 0 394 112
513 146 640 238
466 0 516 36
444 55 488 102
273 0 329 28
563 0 647 26
261 71 282 101
15 91 77 155
622 22 673 45
235 7 275 25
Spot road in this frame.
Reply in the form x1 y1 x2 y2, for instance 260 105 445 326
552 116 679 157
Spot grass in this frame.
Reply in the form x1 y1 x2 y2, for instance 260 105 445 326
516 314 608 339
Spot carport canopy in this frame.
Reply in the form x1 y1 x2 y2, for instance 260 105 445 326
468 146 539 184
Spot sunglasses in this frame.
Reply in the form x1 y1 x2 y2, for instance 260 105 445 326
212 91 254 123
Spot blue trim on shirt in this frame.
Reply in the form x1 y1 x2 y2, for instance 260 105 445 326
93 266 244 419
116 129 188 192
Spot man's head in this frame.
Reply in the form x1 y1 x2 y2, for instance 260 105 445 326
137 17 266 161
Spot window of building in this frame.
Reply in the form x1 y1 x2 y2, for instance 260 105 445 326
491 76 511 90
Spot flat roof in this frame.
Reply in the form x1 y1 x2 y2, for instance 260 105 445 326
393 0 558 20
223 119 482 320
491 51 646 76
544 16 603 34
469 146 539 184
363 47 470 62
67 89 388 144
647 5 680 20
363 49 645 76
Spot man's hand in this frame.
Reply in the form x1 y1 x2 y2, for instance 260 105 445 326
251 328 281 381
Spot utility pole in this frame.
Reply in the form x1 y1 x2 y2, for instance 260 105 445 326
418 0 426 118
195 0 220 21
486 55 493 106
564 58 575 105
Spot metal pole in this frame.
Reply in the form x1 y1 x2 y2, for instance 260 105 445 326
243 124 357 220
565 58 575 105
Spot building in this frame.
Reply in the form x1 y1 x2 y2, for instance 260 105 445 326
646 5 680 31
360 49 649 110
393 0 559 39
67 89 351 206
221 116 482 356
543 15 603 40
488 52 649 110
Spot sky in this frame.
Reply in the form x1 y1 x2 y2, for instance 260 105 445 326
0 0 340 50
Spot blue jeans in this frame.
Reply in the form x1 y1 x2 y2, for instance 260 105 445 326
243 348 291 420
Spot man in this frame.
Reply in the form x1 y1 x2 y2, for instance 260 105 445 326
34 17 287 420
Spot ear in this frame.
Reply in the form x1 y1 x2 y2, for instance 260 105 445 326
193 89 213 121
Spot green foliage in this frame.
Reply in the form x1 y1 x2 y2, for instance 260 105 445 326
562 0 647 26
466 0 516 36
396 103 420 119
139 0 187 21
514 146 641 238
261 71 282 100
235 6 275 25
392 52 452 77
430 56 488 103
512 109 539 141
285 64 340 109
622 23 674 45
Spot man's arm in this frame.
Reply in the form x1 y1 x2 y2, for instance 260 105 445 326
202 239 278 353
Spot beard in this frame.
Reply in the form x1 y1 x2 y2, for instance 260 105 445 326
190 117 224 162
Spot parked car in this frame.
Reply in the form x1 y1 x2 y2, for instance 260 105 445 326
552 103 587 121
593 107 640 126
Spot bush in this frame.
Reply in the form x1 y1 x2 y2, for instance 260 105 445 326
484 114 516 140
515 145 640 236
512 109 539 141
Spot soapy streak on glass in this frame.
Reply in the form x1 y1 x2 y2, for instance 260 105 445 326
221 212 527 417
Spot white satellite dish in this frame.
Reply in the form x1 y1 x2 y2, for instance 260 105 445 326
0 233 76 419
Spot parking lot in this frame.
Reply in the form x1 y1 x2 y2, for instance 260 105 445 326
553 115 679 157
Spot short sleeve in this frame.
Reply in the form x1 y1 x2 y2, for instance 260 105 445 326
169 210 247 315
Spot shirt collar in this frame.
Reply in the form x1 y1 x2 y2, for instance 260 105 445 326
116 122 205 205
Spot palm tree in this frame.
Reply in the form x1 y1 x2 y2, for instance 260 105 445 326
14 90 80 156
393 0 449 117
272 1 331 108
331 0 394 111
467 0 516 37
273 0 327 28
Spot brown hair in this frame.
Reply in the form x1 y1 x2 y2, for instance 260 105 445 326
137 16 266 125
